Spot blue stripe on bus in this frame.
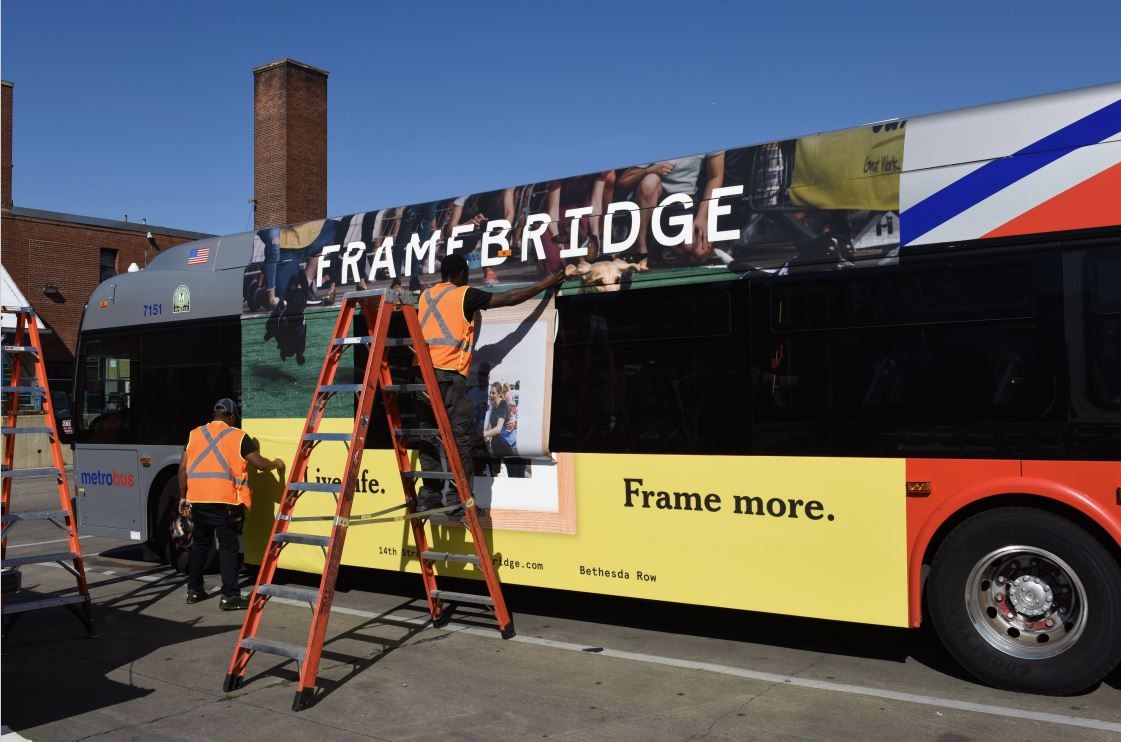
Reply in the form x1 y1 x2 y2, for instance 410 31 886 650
901 96 1121 245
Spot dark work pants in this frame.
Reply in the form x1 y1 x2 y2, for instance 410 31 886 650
416 369 485 506
187 503 245 598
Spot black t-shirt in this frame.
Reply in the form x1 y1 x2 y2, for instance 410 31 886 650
240 432 258 459
462 287 492 320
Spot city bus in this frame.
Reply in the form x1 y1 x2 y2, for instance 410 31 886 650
73 82 1121 695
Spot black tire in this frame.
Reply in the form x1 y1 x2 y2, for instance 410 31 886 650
152 477 214 574
927 507 1121 694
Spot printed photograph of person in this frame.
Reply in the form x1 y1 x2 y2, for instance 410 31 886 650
482 380 529 478
615 152 726 266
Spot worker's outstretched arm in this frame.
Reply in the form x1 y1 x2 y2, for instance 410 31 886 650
487 270 565 309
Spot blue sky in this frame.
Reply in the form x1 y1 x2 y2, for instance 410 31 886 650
3 0 1119 236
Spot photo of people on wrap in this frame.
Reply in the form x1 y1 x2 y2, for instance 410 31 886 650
240 122 905 322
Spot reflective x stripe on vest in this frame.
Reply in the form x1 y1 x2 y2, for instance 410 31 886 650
186 426 247 487
420 283 474 375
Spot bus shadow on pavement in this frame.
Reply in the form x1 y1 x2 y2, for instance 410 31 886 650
1 569 232 734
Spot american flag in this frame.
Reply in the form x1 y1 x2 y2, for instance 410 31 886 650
187 247 210 265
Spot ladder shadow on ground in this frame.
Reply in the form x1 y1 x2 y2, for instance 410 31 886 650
239 600 432 708
2 571 233 732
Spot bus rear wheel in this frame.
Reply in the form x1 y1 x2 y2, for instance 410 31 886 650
927 507 1121 695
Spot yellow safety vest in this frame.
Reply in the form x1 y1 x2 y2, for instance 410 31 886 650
419 283 475 376
184 421 251 508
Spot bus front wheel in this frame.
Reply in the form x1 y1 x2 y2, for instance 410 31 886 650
927 507 1121 695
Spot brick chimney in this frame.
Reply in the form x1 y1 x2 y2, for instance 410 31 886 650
253 59 328 229
2 81 13 214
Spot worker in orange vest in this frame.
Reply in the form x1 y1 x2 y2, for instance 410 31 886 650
415 254 563 515
178 398 285 610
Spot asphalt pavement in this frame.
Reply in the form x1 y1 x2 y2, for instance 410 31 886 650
3 473 1120 741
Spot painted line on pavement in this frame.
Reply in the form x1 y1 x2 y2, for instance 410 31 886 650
30 562 1121 735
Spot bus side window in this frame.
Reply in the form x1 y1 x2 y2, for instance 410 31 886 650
1084 250 1121 410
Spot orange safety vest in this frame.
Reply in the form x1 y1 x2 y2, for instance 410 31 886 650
418 282 475 376
184 421 252 508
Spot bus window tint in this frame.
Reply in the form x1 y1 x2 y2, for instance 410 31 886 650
1085 250 1121 410
75 319 240 446
754 254 1065 457
551 283 750 454
75 333 139 443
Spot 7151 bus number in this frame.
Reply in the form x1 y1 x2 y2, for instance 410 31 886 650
143 303 163 317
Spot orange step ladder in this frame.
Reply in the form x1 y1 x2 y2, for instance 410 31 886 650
1 305 96 636
224 290 513 711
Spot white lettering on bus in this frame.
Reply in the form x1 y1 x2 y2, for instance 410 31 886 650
404 229 442 277
520 213 550 261
652 193 693 247
340 241 365 284
708 185 744 243
480 219 512 268
602 201 640 254
447 223 476 255
558 206 594 259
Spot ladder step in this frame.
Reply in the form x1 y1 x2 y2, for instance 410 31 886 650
1 386 46 396
2 551 79 568
318 384 363 394
430 589 494 607
0 305 33 313
273 532 331 547
1 345 39 355
332 336 372 346
383 384 426 393
1 594 88 616
2 427 55 436
288 481 342 494
1 467 61 480
257 584 320 603
2 509 70 523
400 470 455 480
302 432 351 442
421 551 481 566
239 637 307 662
394 427 440 437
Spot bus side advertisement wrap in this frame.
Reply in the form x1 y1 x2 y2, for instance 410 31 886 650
242 433 908 627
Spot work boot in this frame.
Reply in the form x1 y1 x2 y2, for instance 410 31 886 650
186 590 208 604
219 595 250 611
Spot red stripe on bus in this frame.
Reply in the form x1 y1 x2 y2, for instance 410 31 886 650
982 160 1121 239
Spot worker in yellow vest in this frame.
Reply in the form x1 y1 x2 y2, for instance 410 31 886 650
415 254 563 515
178 398 285 610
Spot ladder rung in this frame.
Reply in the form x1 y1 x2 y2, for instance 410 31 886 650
1 386 46 396
318 384 363 394
257 584 320 603
2 551 79 568
400 471 455 480
383 384 426 393
394 428 440 437
1 467 61 480
0 305 33 314
287 481 342 494
273 532 331 547
332 336 372 346
1 594 88 615
2 509 70 523
2 427 54 437
302 432 351 442
239 637 307 661
421 551 481 566
1 345 38 355
430 589 494 607
384 337 414 347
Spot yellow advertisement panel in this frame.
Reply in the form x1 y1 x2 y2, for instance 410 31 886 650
789 124 905 211
244 418 908 628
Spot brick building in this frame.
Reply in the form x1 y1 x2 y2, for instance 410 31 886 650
1 59 328 385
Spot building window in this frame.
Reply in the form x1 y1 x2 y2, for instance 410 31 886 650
99 248 118 282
